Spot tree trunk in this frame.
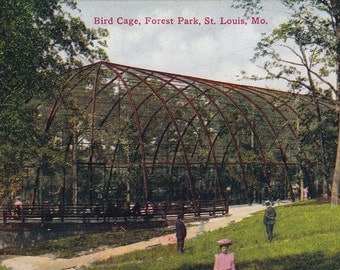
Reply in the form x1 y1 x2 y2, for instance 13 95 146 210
72 133 78 206
331 2 340 205
315 99 330 199
331 113 340 205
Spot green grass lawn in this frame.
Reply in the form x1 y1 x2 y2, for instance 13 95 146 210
80 201 340 270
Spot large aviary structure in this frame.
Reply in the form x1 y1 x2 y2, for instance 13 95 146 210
43 61 334 206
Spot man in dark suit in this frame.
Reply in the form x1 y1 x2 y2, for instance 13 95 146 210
175 214 187 253
263 201 276 242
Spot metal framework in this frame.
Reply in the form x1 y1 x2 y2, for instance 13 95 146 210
44 61 334 206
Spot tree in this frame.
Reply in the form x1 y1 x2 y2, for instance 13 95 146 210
233 0 340 205
0 0 108 200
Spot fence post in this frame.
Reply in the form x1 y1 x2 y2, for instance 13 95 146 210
2 207 7 223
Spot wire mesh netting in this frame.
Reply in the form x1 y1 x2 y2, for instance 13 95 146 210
43 61 335 206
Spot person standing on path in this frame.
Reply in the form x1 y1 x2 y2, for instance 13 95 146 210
263 200 276 242
175 214 187 253
213 238 235 270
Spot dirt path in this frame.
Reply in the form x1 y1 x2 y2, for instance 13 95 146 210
1 203 276 270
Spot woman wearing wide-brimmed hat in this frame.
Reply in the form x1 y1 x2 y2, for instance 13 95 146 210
213 238 235 270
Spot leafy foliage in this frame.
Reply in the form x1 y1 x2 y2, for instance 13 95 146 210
236 0 337 96
233 0 339 201
0 0 108 200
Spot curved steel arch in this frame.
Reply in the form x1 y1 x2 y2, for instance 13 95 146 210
218 86 297 197
144 75 228 200
45 61 335 206
111 65 198 201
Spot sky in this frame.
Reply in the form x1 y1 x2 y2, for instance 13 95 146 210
74 0 290 90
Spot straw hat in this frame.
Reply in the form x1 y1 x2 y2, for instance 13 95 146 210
217 239 233 246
